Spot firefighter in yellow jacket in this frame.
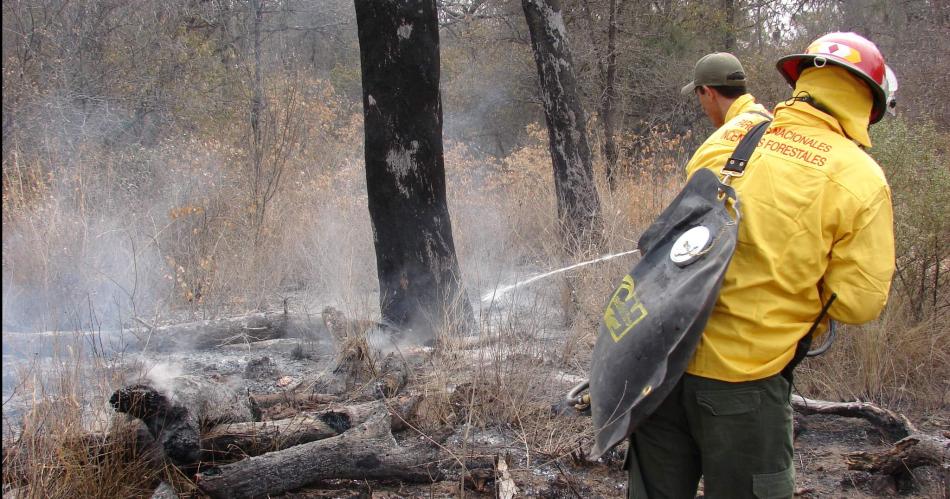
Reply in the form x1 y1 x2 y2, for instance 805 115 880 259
628 33 897 499
680 52 771 128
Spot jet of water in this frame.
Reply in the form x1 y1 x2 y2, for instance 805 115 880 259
481 249 640 303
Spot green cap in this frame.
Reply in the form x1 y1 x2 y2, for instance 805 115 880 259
680 52 747 95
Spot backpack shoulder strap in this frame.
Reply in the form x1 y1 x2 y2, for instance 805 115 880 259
720 118 771 183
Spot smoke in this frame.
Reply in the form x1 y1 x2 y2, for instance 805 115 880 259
141 359 186 398
1 91 235 334
1 0 543 345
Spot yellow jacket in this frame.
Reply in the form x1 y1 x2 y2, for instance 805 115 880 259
683 79 895 382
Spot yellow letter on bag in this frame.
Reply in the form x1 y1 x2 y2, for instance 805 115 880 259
604 275 648 342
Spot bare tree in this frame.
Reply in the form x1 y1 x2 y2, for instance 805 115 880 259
354 0 473 339
522 0 603 247
580 0 624 190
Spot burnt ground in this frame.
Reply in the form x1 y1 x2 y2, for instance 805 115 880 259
2 315 948 498
792 413 949 499
175 339 950 497
265 388 949 498
279 411 949 498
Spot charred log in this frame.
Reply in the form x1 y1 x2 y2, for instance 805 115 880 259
195 411 442 498
334 395 422 432
249 391 340 410
110 377 255 466
2 312 329 357
791 395 916 441
202 398 421 460
136 311 326 351
202 412 340 460
846 434 950 476
109 384 201 465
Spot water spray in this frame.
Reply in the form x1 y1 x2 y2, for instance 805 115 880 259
480 249 640 303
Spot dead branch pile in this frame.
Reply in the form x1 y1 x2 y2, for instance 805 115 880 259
105 374 442 497
78 309 495 498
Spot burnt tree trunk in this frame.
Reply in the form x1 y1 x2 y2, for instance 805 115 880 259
355 0 473 340
601 0 622 190
579 0 623 190
523 0 603 247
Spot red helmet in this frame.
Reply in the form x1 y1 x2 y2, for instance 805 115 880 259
777 32 889 124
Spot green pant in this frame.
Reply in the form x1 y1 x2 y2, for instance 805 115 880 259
626 373 794 499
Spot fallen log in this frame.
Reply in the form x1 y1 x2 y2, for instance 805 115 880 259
846 434 950 475
791 395 916 441
249 391 340 410
110 384 201 466
110 375 260 465
295 395 421 433
196 411 443 499
140 311 328 351
203 397 423 459
2 312 331 357
202 412 340 460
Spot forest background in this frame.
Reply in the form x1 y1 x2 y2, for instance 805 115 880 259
2 0 948 482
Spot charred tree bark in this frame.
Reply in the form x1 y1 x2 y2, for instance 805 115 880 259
203 397 422 459
203 412 342 460
110 377 257 466
846 434 950 475
195 412 442 498
523 0 603 247
109 384 202 466
355 0 473 340
601 0 622 190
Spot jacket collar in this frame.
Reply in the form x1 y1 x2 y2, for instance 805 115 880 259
773 100 847 137
723 94 759 123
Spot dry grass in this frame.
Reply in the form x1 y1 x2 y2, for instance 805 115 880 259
796 302 950 415
1 335 187 498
